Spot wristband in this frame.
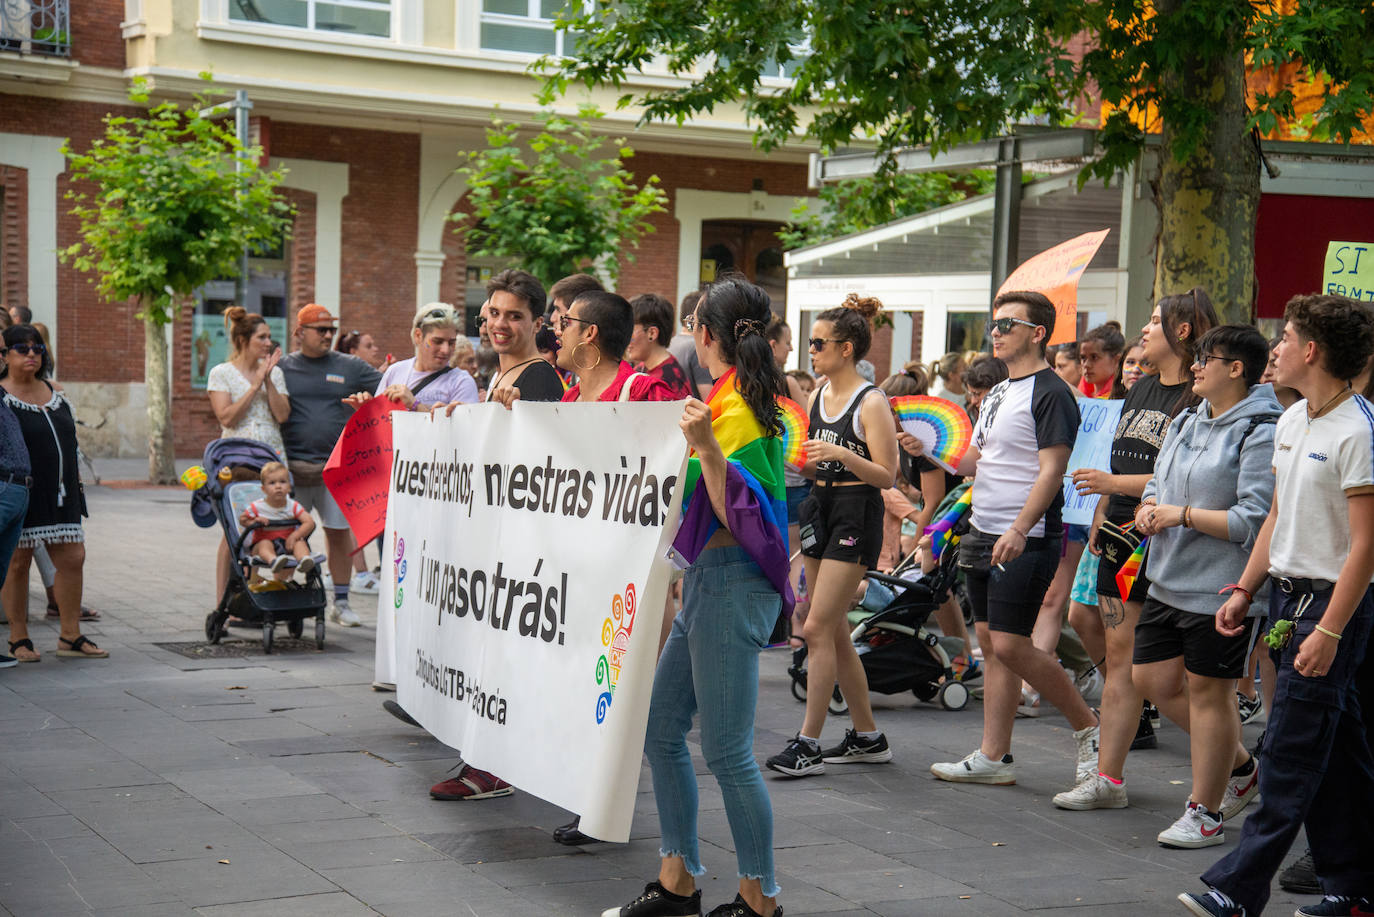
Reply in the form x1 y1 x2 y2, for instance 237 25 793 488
1219 583 1253 604
1314 624 1342 641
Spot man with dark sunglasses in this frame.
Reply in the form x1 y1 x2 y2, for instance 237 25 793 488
279 303 382 627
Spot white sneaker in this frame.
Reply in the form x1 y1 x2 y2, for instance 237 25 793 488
1053 772 1128 810
297 555 316 576
1074 722 1100 785
930 750 1015 785
1157 802 1224 848
1016 688 1041 718
270 555 291 573
350 570 380 595
1220 760 1259 819
1074 667 1104 703
331 601 361 627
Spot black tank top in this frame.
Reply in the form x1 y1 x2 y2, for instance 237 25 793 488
809 381 877 484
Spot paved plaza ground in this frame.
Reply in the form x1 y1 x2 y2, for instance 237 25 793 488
0 463 1309 916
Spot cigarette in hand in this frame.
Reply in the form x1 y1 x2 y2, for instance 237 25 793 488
995 563 1006 572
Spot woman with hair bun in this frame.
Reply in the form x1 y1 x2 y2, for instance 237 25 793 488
603 275 789 917
206 306 290 457
929 351 967 408
765 293 899 778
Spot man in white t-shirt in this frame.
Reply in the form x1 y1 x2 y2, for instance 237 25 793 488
927 291 1101 789
1182 295 1374 917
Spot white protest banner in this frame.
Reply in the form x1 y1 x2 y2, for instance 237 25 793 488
1062 397 1124 526
382 402 688 843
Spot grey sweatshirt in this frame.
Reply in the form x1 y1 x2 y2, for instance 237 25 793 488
1141 383 1283 617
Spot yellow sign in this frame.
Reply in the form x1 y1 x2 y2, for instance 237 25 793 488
1323 241 1374 302
997 229 1110 345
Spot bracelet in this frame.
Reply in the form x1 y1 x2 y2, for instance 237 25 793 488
1007 526 1027 539
1219 583 1253 604
1315 624 1343 641
1182 505 1192 528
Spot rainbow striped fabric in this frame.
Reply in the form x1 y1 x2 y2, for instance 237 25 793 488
672 368 795 615
925 487 972 560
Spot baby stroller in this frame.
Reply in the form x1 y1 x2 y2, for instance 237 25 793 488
195 438 328 653
787 536 970 715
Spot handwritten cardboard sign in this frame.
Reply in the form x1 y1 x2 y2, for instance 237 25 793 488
1062 396 1124 526
998 229 1110 345
323 397 396 545
1323 241 1374 302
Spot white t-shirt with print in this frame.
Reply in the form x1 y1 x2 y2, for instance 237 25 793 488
1268 393 1374 583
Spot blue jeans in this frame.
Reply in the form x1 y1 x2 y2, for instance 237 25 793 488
0 482 29 589
645 545 782 898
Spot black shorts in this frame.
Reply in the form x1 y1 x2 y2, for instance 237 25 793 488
1133 597 1259 679
798 483 883 569
958 527 1060 637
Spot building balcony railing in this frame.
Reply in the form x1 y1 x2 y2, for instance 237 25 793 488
0 0 70 58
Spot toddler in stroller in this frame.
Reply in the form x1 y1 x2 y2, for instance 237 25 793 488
240 461 324 581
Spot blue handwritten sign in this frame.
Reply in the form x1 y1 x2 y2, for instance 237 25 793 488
1062 397 1124 526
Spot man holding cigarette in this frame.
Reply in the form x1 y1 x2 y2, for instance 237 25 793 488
926 291 1097 787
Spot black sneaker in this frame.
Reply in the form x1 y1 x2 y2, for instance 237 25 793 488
1147 702 1161 728
1131 708 1158 750
765 735 825 777
1281 850 1321 895
820 729 893 765
1237 692 1263 725
1177 889 1246 917
1296 896 1374 917
705 894 782 917
601 881 702 917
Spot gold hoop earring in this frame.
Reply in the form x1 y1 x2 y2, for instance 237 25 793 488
572 341 601 373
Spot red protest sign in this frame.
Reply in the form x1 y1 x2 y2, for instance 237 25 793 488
323 397 396 545
997 229 1110 345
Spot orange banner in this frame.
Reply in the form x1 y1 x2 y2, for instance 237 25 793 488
997 229 1110 345
323 397 396 545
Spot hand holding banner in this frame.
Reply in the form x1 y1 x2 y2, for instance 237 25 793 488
1061 396 1124 526
997 229 1110 345
322 396 396 545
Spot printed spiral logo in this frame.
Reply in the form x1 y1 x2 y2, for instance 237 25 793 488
594 583 638 724
393 536 406 608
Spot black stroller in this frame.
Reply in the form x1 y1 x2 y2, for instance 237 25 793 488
787 536 970 714
193 438 328 653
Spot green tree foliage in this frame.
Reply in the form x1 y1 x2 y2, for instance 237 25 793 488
60 76 294 482
777 170 997 250
452 105 668 286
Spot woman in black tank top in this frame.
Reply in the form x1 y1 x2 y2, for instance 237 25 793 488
764 295 900 777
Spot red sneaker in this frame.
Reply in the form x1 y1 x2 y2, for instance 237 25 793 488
429 765 514 800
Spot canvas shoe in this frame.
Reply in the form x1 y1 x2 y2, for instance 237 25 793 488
765 735 825 777
600 880 702 917
429 765 514 801
1074 722 1101 785
820 729 893 765
705 894 782 917
1158 802 1224 848
1237 692 1264 725
331 600 361 627
1053 773 1128 810
1178 889 1247 917
350 569 380 595
1221 759 1259 820
270 554 292 574
1295 895 1374 916
297 554 317 576
930 750 1015 785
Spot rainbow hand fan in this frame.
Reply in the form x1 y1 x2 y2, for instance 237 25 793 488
890 395 972 474
776 397 808 471
925 488 972 560
1114 537 1148 598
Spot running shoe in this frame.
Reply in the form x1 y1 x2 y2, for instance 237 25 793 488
1016 688 1041 718
1178 889 1247 917
0 653 18 669
1158 802 1224 848
1296 897 1374 917
1053 773 1128 810
350 569 380 594
705 894 781 917
1237 692 1264 725
765 735 825 777
1074 722 1101 785
331 600 361 627
601 881 702 917
1282 850 1321 895
820 729 892 765
1221 759 1259 820
930 750 1015 785
429 765 514 800
1074 666 1104 703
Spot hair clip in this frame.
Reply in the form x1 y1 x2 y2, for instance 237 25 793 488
735 318 765 339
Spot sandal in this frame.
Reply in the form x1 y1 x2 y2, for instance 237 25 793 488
8 639 40 663
46 603 101 621
56 636 108 659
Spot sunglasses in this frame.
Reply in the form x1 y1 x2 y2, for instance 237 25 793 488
5 342 45 356
304 325 336 336
808 337 844 350
986 316 1040 335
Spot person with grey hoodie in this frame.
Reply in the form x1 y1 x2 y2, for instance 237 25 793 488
1131 325 1281 850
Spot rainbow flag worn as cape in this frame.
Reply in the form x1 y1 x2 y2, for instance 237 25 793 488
672 368 795 616
924 487 972 560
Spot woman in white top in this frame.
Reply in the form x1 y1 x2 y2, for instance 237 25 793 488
206 306 291 606
375 304 478 410
928 352 968 409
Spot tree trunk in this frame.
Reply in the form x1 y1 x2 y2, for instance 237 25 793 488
1152 4 1261 324
144 310 176 484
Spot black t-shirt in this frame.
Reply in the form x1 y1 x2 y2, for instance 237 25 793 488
1105 373 1188 523
907 454 961 500
512 359 565 403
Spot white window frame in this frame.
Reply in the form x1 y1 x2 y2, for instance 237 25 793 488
220 0 399 41
477 0 580 57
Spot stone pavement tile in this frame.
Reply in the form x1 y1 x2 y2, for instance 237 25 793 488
7 758 166 794
417 827 581 864
471 850 629 887
232 735 366 758
162 764 325 803
208 793 372 826
194 891 380 916
775 841 926 877
140 848 337 908
970 873 1151 909
808 866 975 905
0 781 65 819
867 895 1023 917
46 782 195 814
251 815 401 847
198 716 332 744
317 859 532 911
0 833 181 914
101 904 200 917
85 810 266 864
280 834 448 871
9 814 97 841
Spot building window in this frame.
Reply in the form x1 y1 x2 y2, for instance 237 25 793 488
229 0 392 38
480 0 576 55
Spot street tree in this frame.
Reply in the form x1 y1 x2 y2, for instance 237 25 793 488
452 105 668 287
543 0 1374 321
60 76 293 484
